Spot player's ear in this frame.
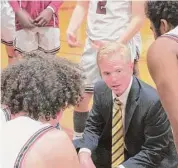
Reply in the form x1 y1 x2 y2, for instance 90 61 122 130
160 19 172 34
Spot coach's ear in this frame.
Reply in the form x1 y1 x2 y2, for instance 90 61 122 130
160 19 173 34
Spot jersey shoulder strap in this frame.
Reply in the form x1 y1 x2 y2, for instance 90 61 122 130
161 33 178 43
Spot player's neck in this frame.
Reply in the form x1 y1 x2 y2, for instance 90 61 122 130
11 111 29 119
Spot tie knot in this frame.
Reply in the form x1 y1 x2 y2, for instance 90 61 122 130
114 97 122 106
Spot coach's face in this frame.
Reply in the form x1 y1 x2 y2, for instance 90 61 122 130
99 55 133 96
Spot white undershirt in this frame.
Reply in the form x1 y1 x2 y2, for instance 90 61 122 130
112 77 133 130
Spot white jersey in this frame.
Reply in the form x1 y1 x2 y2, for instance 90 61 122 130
1 0 10 5
1 0 8 3
0 107 11 168
1 117 53 168
165 26 178 37
87 0 141 42
0 108 10 125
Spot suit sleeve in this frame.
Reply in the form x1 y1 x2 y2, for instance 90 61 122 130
73 84 105 152
123 100 171 168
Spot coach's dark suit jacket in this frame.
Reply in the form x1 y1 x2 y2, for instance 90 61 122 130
74 76 178 168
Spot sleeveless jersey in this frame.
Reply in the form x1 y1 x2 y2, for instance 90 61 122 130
1 116 54 168
87 0 141 42
163 26 178 41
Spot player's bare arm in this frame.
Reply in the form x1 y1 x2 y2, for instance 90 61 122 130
67 1 89 47
147 37 178 152
117 0 145 44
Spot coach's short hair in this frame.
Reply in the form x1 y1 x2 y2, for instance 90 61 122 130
97 42 132 65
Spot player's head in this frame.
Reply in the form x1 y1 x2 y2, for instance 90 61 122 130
145 1 178 39
1 51 85 121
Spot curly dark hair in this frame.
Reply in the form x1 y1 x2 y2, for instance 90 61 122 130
145 1 178 36
1 51 85 121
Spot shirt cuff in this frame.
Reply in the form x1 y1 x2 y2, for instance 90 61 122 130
79 148 92 155
47 6 55 13
118 165 125 168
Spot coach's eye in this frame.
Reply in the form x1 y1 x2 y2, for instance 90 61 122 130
103 72 110 76
116 69 121 73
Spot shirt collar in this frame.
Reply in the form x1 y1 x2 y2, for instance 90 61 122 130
112 77 133 105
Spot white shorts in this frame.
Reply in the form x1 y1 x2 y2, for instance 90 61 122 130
15 27 60 54
81 37 141 92
1 1 16 46
133 33 142 60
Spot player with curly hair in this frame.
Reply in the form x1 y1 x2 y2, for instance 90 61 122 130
1 51 84 168
145 1 178 152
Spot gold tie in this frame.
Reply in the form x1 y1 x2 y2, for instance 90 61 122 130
112 97 125 168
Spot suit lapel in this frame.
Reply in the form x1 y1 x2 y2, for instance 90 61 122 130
101 83 113 122
124 77 140 136
100 77 140 135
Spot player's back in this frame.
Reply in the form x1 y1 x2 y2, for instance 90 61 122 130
87 0 134 41
1 116 81 168
1 116 52 168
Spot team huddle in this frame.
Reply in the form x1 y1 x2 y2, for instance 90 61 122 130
1 1 178 168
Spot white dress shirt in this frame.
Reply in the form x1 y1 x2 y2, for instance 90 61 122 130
112 77 133 131
79 77 133 168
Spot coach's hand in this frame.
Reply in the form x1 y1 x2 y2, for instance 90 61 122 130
16 9 35 29
66 31 81 48
79 152 96 168
34 8 53 27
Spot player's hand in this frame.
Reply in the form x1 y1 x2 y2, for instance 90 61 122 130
79 152 96 168
66 31 81 48
34 8 53 27
90 40 108 50
16 9 35 29
91 40 123 52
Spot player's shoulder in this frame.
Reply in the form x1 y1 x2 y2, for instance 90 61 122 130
148 35 177 58
24 129 78 168
29 129 72 160
30 129 70 153
43 129 70 146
